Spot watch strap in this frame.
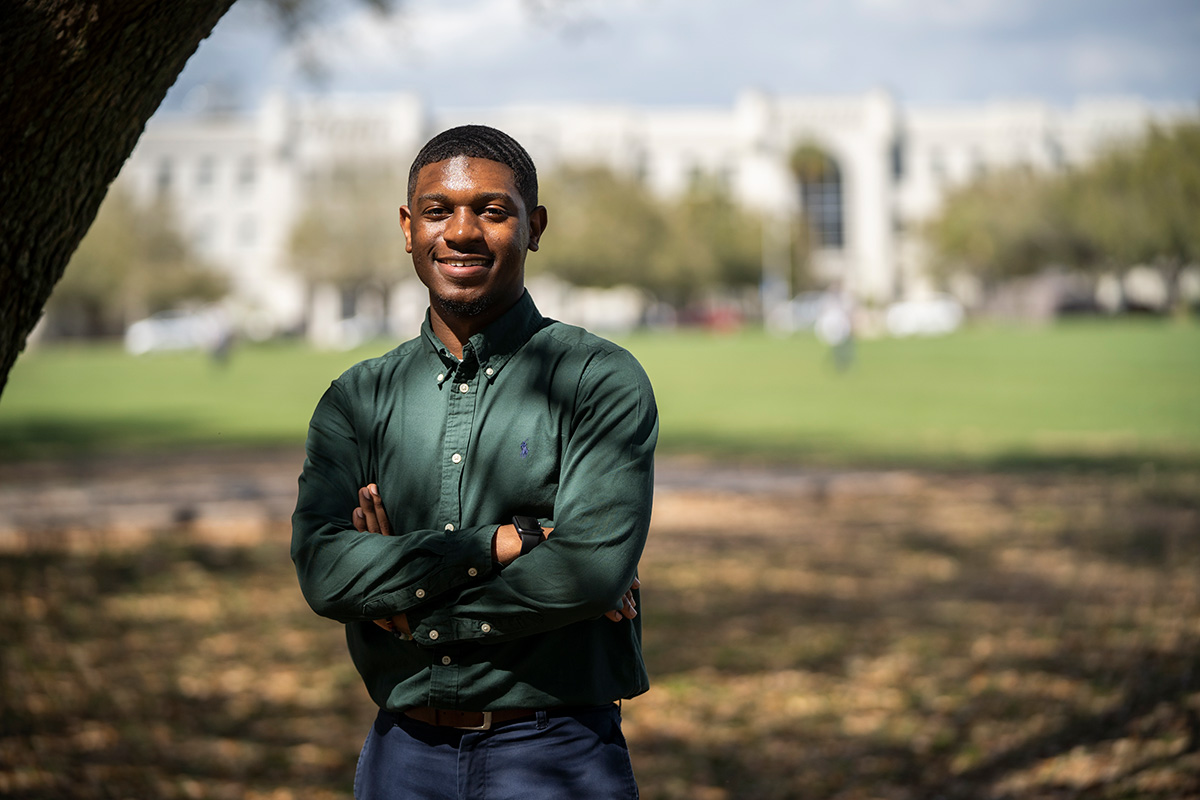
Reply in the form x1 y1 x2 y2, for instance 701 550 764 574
519 530 543 555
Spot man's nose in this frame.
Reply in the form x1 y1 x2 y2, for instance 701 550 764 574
445 207 483 246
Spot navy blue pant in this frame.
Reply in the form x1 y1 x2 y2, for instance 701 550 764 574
354 704 639 799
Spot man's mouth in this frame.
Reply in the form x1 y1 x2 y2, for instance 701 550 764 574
438 257 492 268
436 256 494 280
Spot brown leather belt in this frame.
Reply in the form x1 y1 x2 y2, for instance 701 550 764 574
403 707 536 731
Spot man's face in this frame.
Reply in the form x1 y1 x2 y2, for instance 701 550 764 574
400 155 546 323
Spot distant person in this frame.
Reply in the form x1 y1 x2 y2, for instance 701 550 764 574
815 286 855 371
208 314 234 367
291 125 657 799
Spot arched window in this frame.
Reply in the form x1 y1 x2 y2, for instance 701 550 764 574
790 144 844 250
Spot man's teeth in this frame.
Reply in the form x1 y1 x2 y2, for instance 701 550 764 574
442 259 490 267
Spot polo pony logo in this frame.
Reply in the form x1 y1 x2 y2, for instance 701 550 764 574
520 440 529 458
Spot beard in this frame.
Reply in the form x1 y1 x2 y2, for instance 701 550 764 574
432 288 498 319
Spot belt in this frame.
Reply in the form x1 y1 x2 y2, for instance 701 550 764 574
402 707 536 731
401 703 613 731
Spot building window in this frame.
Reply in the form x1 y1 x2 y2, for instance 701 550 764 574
238 156 257 190
790 144 844 250
196 156 215 190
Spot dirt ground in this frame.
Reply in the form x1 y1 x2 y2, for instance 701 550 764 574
2 450 1199 799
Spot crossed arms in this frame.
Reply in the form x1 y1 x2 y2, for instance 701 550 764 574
351 482 639 637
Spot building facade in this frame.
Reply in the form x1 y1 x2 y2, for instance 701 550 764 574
118 89 1192 336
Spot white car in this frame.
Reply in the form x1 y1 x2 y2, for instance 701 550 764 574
885 295 964 337
124 308 227 355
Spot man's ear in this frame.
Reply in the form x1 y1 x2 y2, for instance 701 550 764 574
527 205 548 252
399 206 414 253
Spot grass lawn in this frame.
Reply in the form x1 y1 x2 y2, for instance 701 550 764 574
2 318 1198 468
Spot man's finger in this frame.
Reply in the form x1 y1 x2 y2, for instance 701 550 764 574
359 486 380 534
369 483 393 536
353 507 368 532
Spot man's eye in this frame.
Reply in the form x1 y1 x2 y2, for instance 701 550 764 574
424 207 450 218
483 207 509 219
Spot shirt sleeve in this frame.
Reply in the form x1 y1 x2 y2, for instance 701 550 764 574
403 348 658 646
290 380 495 624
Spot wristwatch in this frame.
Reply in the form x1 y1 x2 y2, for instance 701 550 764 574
513 515 545 555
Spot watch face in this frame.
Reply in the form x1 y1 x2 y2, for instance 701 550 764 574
513 515 541 534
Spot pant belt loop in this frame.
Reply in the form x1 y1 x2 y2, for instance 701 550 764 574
535 709 549 730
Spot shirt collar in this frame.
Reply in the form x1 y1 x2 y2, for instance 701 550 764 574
420 290 546 383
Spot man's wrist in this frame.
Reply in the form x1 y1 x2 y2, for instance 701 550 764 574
513 515 545 556
492 524 522 566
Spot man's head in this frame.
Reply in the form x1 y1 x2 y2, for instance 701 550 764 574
400 125 547 342
407 125 539 214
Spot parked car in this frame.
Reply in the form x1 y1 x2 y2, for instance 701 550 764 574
885 294 964 337
124 308 228 355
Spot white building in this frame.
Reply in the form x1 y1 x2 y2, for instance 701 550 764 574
118 89 1192 336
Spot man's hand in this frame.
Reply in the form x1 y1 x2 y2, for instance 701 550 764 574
353 483 392 537
604 576 640 622
352 485 638 628
352 484 409 636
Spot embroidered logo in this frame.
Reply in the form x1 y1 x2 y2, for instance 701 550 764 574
520 440 529 458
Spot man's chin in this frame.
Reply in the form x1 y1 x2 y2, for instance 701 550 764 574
434 291 496 319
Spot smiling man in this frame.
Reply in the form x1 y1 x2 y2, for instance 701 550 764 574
291 125 657 799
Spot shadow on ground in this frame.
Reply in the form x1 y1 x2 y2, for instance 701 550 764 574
2 466 1199 799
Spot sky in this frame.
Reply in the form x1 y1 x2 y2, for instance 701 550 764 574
161 0 1200 114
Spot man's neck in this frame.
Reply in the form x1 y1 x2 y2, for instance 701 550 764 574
428 294 520 360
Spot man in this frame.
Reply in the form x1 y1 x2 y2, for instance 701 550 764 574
291 125 657 799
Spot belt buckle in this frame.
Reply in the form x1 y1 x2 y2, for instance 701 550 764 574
457 711 492 731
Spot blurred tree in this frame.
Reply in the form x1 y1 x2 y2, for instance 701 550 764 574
534 166 763 306
1070 123 1200 309
925 169 1071 282
926 121 1200 307
289 162 405 319
534 166 661 290
0 0 393 397
674 177 764 290
46 188 227 337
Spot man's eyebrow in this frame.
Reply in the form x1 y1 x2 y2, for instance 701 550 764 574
416 191 516 205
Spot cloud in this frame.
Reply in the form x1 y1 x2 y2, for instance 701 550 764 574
854 0 1028 29
166 0 1200 113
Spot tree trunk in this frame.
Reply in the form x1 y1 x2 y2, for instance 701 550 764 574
0 0 236 396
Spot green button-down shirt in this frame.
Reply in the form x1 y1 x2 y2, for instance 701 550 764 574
292 292 657 712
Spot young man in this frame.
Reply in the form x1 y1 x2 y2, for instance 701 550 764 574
291 125 657 799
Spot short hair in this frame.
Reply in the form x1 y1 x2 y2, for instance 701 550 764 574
407 125 539 212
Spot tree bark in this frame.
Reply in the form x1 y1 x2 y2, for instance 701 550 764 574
0 0 236 396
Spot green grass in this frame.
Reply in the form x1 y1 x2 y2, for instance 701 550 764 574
627 318 1200 469
2 319 1198 469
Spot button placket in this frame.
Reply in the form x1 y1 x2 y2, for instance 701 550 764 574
435 350 479 532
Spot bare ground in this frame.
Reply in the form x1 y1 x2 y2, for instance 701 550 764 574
2 450 1199 799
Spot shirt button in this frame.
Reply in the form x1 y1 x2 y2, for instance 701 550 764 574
437 373 445 382
441 655 452 666
485 367 494 377
429 630 439 640
451 453 462 464
445 523 455 531
480 623 491 633
467 567 478 577
459 383 469 393
415 589 426 599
